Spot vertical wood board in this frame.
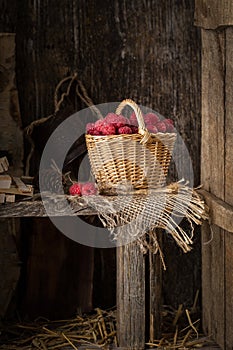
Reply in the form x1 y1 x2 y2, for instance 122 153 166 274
225 27 233 207
225 230 233 349
201 29 225 200
201 223 225 349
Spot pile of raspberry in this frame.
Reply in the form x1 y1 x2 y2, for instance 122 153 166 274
69 182 97 196
86 112 174 136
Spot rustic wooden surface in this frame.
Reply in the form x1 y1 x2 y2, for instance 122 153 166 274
0 33 23 319
202 222 225 349
19 218 94 319
199 2 233 347
117 242 145 349
225 27 233 207
149 231 162 341
199 190 233 233
195 0 233 29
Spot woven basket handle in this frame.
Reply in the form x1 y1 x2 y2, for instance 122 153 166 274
115 99 151 144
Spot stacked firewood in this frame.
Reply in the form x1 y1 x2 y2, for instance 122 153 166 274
0 156 33 204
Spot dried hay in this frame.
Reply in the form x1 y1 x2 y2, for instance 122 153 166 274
0 296 218 349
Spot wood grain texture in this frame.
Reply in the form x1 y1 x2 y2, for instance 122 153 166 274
225 27 233 207
198 190 233 233
225 230 233 349
202 222 225 349
117 242 145 349
20 218 94 319
0 33 23 319
195 0 233 29
149 231 162 341
201 29 225 200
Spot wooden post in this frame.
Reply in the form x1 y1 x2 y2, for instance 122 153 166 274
117 242 145 350
195 1 233 348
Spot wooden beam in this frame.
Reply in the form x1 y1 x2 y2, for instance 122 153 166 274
198 189 233 233
195 0 233 29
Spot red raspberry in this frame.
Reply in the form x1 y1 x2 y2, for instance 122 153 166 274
144 113 160 125
105 113 129 128
100 124 116 135
86 122 95 133
81 182 97 196
69 183 82 196
156 121 167 133
130 125 139 134
147 124 158 133
94 119 106 133
129 112 138 126
118 126 132 134
88 128 102 135
164 119 175 132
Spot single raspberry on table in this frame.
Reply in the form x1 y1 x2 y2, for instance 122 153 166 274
69 182 82 196
118 125 132 134
147 124 158 133
156 121 167 133
144 113 160 125
81 182 97 196
100 124 116 135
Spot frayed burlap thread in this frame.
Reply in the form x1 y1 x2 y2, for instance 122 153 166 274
78 180 208 269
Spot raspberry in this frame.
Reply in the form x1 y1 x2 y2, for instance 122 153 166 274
164 119 175 132
130 125 139 134
118 126 132 134
86 122 95 133
94 119 106 132
69 182 82 196
105 113 129 128
147 124 158 133
100 124 116 135
129 112 138 126
81 182 97 196
156 121 167 133
144 113 160 125
88 128 102 135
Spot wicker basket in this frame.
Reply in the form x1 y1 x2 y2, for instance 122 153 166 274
85 99 176 193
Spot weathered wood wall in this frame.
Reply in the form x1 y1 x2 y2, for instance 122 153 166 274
195 1 233 348
1 0 201 318
0 32 23 319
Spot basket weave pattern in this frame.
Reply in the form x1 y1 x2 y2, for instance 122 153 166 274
85 100 176 192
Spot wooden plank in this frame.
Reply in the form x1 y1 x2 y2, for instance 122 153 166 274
202 222 225 349
225 230 233 348
13 177 31 192
5 194 15 203
0 156 9 173
198 189 233 233
195 0 233 29
225 27 233 207
0 193 5 204
149 230 162 341
117 242 145 349
0 186 33 196
201 29 225 200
